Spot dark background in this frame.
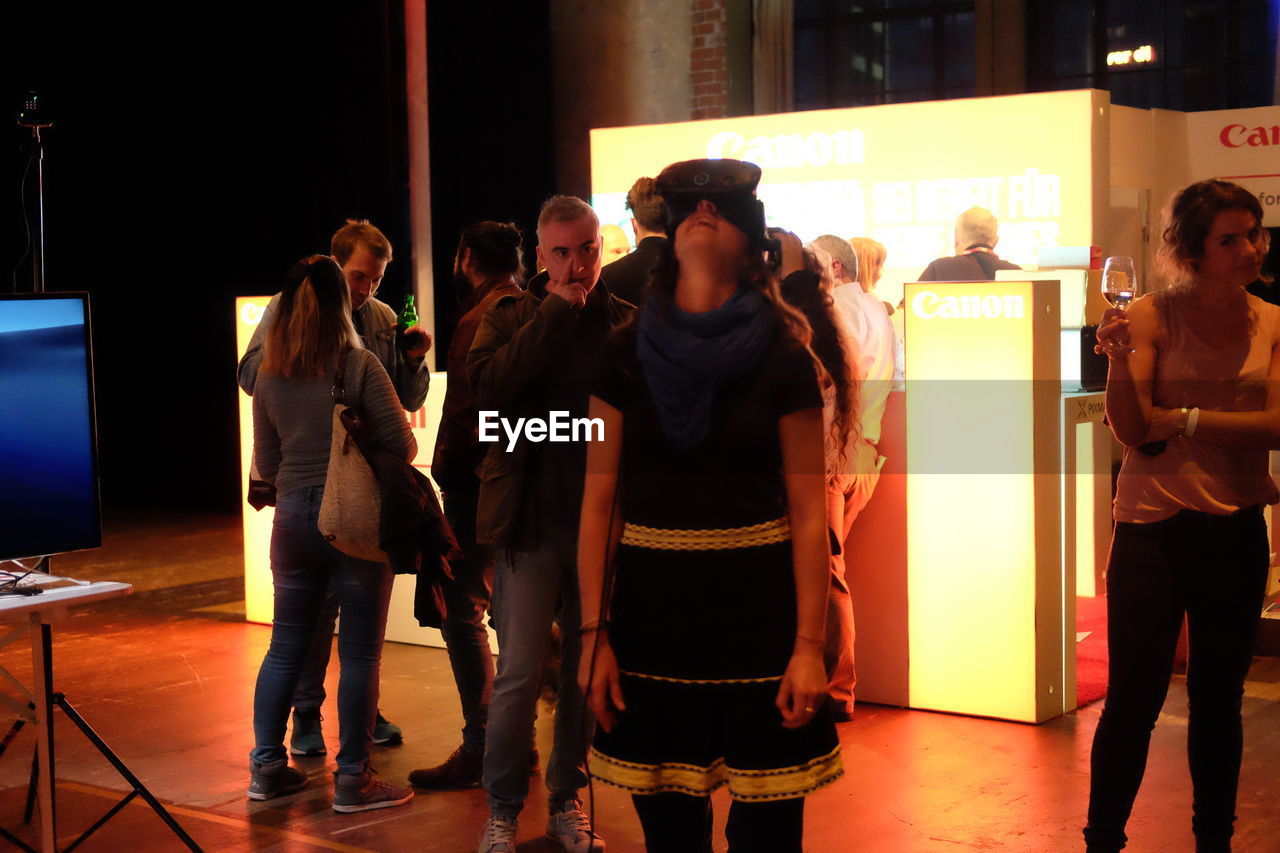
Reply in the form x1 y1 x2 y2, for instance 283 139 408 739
3 2 554 514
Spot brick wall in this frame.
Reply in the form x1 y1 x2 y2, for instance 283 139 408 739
691 0 727 119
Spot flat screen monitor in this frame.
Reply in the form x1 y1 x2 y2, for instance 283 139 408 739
0 292 101 561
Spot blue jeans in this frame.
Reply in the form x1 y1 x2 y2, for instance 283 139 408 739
290 582 339 712
441 484 496 754
1084 507 1269 852
251 485 394 776
483 528 591 818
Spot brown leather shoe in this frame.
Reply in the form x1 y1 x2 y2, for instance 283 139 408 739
408 745 482 789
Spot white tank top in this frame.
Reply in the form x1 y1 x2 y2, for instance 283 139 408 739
1113 290 1280 522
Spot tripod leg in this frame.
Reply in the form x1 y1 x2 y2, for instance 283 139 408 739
55 697 203 852
0 715 27 761
0 824 38 853
28 619 56 851
23 753 37 824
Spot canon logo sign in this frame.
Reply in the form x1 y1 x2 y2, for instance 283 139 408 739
1219 124 1280 148
706 129 865 170
240 303 265 326
911 291 1025 321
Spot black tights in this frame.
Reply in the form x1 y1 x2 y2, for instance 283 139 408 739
1084 509 1268 852
632 792 804 853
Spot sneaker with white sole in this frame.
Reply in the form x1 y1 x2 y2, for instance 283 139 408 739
332 769 414 813
246 759 308 801
478 814 517 853
546 799 605 852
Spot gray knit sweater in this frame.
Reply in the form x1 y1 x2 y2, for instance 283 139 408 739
253 349 416 498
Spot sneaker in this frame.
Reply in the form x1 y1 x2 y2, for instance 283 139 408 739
332 769 414 813
409 744 482 789
372 710 403 745
478 814 517 853
546 799 605 853
246 759 308 801
289 707 326 757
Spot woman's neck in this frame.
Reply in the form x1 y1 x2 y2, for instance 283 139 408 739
674 259 739 313
1189 276 1247 311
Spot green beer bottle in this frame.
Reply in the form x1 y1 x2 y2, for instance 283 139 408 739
397 294 419 353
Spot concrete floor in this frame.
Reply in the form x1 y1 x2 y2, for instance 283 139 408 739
1 511 1278 852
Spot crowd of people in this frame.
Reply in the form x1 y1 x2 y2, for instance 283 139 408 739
237 168 1274 853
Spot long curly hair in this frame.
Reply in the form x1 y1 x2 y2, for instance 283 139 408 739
783 247 860 468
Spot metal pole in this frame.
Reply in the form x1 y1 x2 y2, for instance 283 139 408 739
33 127 45 294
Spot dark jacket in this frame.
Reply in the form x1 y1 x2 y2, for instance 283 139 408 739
466 278 634 547
600 235 668 305
918 247 1022 282
431 275 523 493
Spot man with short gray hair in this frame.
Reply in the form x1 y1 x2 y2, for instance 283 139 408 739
467 195 631 853
918 206 1022 281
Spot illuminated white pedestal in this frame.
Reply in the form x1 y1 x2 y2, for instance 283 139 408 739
858 281 1069 723
234 296 488 652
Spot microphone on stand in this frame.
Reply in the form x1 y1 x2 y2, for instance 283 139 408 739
16 90 53 294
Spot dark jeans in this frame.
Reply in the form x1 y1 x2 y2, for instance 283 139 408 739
631 792 804 853
290 579 339 712
1084 507 1269 852
251 486 394 776
291 486 496 755
440 484 496 754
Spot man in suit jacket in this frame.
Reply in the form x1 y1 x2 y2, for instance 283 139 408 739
599 176 668 305
918 206 1022 281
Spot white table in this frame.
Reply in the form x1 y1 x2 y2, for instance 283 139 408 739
0 576 201 852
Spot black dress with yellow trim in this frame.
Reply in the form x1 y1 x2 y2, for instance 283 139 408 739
587 328 843 802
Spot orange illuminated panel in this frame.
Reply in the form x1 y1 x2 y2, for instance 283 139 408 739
903 281 1063 722
236 297 275 624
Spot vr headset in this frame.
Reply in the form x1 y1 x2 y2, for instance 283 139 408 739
654 158 780 268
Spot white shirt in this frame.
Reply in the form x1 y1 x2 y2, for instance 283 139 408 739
832 281 896 447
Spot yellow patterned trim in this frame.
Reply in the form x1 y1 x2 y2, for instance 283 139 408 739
619 669 783 685
589 745 843 802
620 517 790 551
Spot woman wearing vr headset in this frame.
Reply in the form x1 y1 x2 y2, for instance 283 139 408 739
577 159 842 852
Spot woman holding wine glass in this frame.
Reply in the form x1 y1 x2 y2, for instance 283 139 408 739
1086 179 1277 853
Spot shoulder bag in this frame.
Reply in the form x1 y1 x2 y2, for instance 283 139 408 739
318 349 388 563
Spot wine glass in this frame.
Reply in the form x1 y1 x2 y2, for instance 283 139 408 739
1100 255 1137 354
1102 255 1137 310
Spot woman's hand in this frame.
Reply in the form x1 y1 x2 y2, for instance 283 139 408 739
578 631 626 733
775 640 827 729
1146 406 1188 442
1094 307 1131 356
